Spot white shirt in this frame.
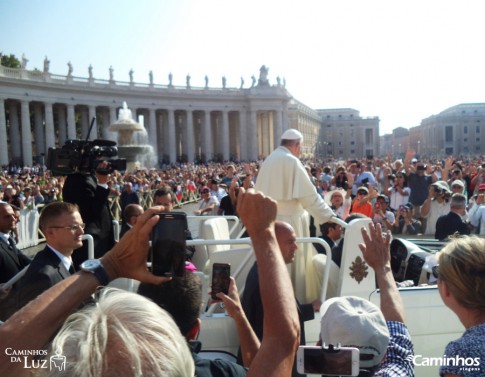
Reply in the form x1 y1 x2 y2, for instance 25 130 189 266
47 244 73 272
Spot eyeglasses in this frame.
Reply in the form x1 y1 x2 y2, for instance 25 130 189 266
49 223 86 231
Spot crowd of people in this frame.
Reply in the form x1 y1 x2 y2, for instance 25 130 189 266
1 131 485 376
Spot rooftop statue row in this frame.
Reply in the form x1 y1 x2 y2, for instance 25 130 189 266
13 56 287 89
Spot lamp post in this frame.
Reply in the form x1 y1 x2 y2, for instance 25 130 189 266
417 140 421 156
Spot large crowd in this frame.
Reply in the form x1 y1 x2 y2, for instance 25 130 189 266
1 140 485 377
2 149 485 238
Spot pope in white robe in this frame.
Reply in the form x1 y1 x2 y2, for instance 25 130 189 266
255 129 336 303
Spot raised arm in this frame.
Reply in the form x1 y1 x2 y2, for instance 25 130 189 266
359 222 406 323
237 188 299 377
217 277 261 367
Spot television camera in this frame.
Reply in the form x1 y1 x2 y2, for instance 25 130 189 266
46 117 126 175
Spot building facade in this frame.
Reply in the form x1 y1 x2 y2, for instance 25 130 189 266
316 108 380 160
420 103 485 157
0 64 292 166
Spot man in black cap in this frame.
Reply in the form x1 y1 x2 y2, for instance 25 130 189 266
209 177 227 202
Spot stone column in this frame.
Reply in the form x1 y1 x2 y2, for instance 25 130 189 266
0 99 8 165
20 100 33 166
148 108 157 157
186 109 194 163
88 105 97 139
167 108 176 163
203 110 212 161
222 110 230 161
67 104 76 140
274 109 283 147
9 103 21 162
45 102 55 151
34 103 45 156
80 109 89 140
249 110 258 160
282 103 289 132
57 106 67 145
238 110 248 161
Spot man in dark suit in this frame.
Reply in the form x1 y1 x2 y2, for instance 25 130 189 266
1 202 84 320
119 204 144 239
62 161 115 268
241 221 319 376
435 193 470 241
0 202 31 286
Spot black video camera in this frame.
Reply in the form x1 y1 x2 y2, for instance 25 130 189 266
46 117 126 176
46 139 126 176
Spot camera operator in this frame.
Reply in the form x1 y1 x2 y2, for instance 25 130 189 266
62 160 115 268
420 180 451 236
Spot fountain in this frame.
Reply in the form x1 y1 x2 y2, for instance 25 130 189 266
109 102 153 172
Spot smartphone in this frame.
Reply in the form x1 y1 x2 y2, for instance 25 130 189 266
374 203 381 210
150 212 188 277
399 205 405 211
296 346 360 376
211 263 231 300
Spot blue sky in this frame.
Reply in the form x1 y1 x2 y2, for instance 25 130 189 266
1 0 485 135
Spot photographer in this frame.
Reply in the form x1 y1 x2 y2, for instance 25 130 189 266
420 180 451 236
62 160 115 267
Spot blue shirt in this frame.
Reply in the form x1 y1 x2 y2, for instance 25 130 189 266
375 321 415 376
440 323 485 377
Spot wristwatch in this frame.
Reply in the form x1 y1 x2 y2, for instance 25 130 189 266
80 259 110 286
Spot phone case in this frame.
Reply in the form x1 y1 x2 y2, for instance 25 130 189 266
211 263 231 300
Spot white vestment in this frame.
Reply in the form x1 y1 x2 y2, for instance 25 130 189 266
255 146 335 302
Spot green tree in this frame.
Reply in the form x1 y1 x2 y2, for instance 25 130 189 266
1 53 21 68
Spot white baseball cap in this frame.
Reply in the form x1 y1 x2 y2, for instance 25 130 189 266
320 296 390 368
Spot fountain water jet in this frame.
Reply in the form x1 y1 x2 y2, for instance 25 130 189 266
109 102 153 172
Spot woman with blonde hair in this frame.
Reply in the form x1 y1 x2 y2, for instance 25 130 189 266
437 235 485 376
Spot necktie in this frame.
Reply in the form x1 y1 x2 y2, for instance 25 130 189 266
69 264 76 275
7 236 16 250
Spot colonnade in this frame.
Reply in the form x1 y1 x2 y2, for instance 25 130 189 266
0 98 289 166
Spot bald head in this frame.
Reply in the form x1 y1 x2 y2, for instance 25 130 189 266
275 221 298 264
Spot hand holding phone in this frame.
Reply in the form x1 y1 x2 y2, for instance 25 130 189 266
296 346 359 376
150 212 188 277
211 263 231 300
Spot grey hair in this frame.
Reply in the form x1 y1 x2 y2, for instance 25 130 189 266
48 288 194 377
450 193 467 209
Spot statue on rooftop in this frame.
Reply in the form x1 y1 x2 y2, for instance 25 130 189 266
240 76 244 89
43 56 50 73
149 70 153 85
168 72 173 86
21 54 28 69
222 76 226 89
88 65 93 80
251 75 256 88
205 75 209 89
109 66 114 81
67 61 73 76
129 69 134 83
257 65 269 87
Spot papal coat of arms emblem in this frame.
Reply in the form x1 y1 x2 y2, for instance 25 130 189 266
349 256 368 283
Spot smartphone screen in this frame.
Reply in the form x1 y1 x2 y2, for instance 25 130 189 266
297 346 359 376
150 212 188 277
211 263 231 300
